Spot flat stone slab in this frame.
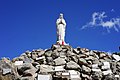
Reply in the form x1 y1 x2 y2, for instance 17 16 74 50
92 69 101 72
38 74 52 80
36 56 45 61
54 66 65 71
14 61 23 66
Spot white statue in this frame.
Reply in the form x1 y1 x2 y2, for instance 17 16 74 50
56 13 66 45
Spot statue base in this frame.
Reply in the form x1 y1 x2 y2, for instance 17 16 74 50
56 40 69 45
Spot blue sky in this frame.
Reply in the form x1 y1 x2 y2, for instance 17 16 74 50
0 0 120 59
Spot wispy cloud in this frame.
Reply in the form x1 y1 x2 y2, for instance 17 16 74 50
81 11 120 33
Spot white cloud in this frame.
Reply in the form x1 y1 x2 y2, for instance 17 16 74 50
81 12 120 33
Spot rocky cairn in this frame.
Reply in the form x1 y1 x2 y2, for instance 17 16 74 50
0 44 120 80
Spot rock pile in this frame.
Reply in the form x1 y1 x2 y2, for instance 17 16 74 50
0 44 120 80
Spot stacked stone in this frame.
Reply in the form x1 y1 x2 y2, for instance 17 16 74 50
0 44 120 80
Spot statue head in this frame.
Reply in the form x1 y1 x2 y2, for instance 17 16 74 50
59 13 63 19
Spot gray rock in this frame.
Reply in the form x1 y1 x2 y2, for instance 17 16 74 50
45 50 53 57
40 65 54 73
51 51 60 59
2 68 11 75
59 52 66 58
112 54 120 61
31 52 38 60
25 50 31 58
84 52 91 56
46 57 53 62
82 65 91 74
12 57 24 62
81 73 91 80
66 61 80 70
102 70 112 76
20 76 34 80
38 74 52 80
17 63 36 75
51 44 60 50
54 57 66 66
103 74 114 80
80 48 89 53
85 56 94 61
38 50 45 57
23 69 37 77
78 58 88 66
46 57 54 65
32 62 40 67
92 71 102 80
61 45 73 51
77 54 87 58
101 61 110 70
57 47 63 52
111 61 117 74
70 55 78 63
92 58 99 64
23 57 34 63
67 51 76 56
0 59 19 79
73 49 80 54
99 53 106 59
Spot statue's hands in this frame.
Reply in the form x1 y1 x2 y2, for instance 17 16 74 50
59 19 63 24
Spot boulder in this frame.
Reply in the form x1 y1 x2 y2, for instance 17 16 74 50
51 44 60 50
40 65 54 73
92 71 102 80
73 49 80 54
101 62 110 70
70 56 78 63
67 51 76 56
77 54 87 58
99 53 106 59
54 57 66 66
46 57 53 65
51 51 60 59
82 65 91 74
2 68 11 75
66 61 80 70
112 54 120 61
59 52 66 58
32 62 40 67
38 50 45 57
25 50 31 58
68 70 81 80
45 50 53 57
92 58 99 64
23 69 37 77
17 63 36 75
78 58 88 66
31 52 38 60
0 59 19 79
102 70 112 76
23 57 34 63
102 74 114 80
110 61 117 74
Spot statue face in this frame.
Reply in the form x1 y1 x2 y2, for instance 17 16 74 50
59 14 63 19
